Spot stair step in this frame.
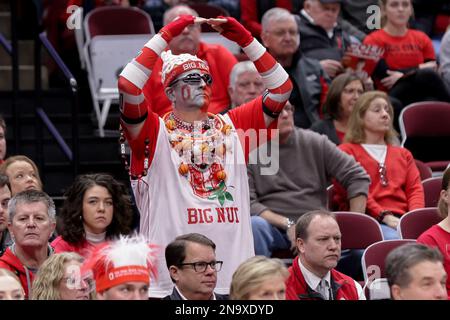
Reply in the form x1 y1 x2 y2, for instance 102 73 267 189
0 65 48 90
0 11 10 39
0 40 34 65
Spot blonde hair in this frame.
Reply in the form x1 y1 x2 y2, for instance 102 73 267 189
229 256 289 300
31 252 93 300
0 269 24 298
344 91 398 144
438 167 450 219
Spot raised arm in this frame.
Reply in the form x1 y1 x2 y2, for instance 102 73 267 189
208 17 293 127
118 15 196 140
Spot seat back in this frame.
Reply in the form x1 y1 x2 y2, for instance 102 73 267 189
399 101 450 166
398 207 442 239
88 34 149 92
414 159 432 181
334 212 384 250
188 3 230 32
84 6 154 41
361 239 416 283
422 177 443 207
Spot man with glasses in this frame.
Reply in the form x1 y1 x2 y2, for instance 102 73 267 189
118 10 293 298
164 233 227 300
261 8 330 129
0 174 12 255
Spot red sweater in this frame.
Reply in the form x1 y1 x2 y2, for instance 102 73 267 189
142 42 237 116
0 248 35 299
417 224 450 299
334 143 424 219
285 257 360 300
51 236 101 259
363 29 435 71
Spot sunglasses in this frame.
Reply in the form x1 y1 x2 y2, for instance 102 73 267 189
170 73 212 87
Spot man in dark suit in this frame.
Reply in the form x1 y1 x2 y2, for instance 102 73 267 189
163 233 228 300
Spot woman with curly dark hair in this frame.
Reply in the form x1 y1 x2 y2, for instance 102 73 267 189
51 173 133 258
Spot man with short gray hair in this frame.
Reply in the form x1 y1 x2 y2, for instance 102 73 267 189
0 190 56 298
227 61 265 110
386 243 447 300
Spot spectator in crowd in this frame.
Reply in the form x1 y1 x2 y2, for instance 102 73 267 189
226 61 265 110
118 11 292 298
440 26 450 94
249 101 369 257
229 255 289 300
386 243 447 300
333 91 424 240
164 233 228 300
261 8 329 129
32 252 93 300
0 155 43 196
417 166 450 298
285 210 365 300
0 174 12 255
0 190 56 298
51 173 133 258
0 115 7 163
310 73 365 144
0 269 25 300
240 0 303 38
82 235 157 300
297 0 352 79
142 5 238 116
364 0 450 108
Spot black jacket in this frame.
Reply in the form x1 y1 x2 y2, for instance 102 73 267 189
162 287 229 301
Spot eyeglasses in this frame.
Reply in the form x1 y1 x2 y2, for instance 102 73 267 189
267 29 299 37
179 260 223 273
378 162 388 187
170 73 212 87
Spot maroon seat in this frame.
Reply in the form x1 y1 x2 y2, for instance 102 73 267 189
334 212 384 250
422 177 443 207
85 6 154 40
399 101 450 172
398 207 443 239
188 3 230 32
362 239 416 283
414 159 432 181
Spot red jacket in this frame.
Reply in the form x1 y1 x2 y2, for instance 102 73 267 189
0 248 35 299
286 257 360 300
51 235 100 258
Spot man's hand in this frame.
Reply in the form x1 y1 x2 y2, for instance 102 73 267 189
320 59 344 78
381 70 403 89
207 16 253 48
159 14 197 42
287 224 297 254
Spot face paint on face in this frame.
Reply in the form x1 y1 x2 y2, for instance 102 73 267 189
181 85 192 101
200 85 212 112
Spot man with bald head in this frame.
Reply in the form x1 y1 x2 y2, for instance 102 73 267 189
143 5 238 116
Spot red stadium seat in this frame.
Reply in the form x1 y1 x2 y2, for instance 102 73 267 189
397 207 443 239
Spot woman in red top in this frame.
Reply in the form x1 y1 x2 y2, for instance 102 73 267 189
364 0 450 109
51 173 133 258
333 91 424 240
417 166 450 298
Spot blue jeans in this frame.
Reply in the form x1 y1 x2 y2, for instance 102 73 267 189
251 216 291 257
380 223 400 240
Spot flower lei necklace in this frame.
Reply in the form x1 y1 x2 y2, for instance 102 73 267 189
163 112 233 181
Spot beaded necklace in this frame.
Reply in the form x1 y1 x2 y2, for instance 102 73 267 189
163 112 232 181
